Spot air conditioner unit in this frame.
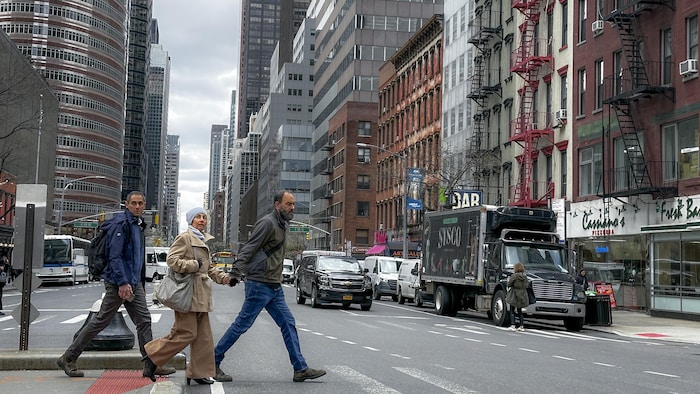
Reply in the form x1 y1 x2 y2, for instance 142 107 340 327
531 123 539 130
679 59 698 76
591 20 604 33
555 109 567 122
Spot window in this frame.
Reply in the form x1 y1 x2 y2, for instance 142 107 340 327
358 148 371 163
578 0 587 43
657 30 672 85
357 201 369 217
579 144 602 196
613 50 623 95
560 151 567 198
356 229 370 245
560 74 567 110
358 121 371 137
357 174 370 189
663 116 699 180
561 2 568 47
578 68 586 116
614 134 644 191
594 59 603 110
688 15 699 60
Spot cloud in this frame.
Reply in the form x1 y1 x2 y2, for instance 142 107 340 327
152 0 241 232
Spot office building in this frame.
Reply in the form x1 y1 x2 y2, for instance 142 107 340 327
308 0 443 254
1 1 130 229
236 0 310 138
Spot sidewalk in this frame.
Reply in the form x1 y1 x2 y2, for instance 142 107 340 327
586 310 700 345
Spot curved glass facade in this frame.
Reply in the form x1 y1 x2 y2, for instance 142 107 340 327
1 1 128 226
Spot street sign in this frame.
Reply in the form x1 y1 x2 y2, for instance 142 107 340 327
289 226 309 232
74 221 98 228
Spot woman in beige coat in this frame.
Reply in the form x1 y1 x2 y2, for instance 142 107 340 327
143 207 232 385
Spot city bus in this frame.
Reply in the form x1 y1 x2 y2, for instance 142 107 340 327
35 235 91 285
212 251 236 273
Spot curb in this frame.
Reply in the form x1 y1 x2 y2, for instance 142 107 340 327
0 348 185 371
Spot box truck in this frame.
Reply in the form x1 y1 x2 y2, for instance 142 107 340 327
422 205 587 331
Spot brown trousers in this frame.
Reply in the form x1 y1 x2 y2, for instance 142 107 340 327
145 311 215 379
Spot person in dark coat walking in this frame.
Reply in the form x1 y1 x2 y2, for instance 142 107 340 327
576 269 589 291
506 262 529 332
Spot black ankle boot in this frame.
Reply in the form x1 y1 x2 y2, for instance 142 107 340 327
141 355 157 382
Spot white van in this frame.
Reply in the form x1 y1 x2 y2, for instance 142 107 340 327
397 259 421 305
145 247 170 281
282 258 295 283
363 256 402 301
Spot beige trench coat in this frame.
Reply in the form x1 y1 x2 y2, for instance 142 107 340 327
166 229 229 312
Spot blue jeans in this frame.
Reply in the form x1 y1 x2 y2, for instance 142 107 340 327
214 280 307 371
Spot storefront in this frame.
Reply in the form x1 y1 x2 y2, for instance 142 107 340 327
568 195 700 319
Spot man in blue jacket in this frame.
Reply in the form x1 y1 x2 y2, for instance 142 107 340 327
57 191 174 378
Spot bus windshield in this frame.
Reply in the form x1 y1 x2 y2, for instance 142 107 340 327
44 239 71 264
503 244 568 273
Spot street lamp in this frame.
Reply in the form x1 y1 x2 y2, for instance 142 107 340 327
57 175 106 235
357 142 408 259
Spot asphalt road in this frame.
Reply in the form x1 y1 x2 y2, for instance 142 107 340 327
1 281 699 393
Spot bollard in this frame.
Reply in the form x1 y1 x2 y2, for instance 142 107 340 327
73 297 135 351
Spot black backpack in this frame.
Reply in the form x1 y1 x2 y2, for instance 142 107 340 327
88 218 130 278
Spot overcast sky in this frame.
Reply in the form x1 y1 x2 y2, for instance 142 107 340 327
152 0 241 231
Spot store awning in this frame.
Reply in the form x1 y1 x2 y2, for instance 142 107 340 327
365 244 387 256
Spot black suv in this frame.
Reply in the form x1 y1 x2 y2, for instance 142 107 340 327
295 254 372 310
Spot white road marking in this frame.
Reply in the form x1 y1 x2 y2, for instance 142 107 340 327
395 367 479 393
326 365 400 393
552 355 575 361
463 338 483 343
593 362 617 367
643 370 679 378
490 343 506 347
59 314 87 324
518 347 539 353
390 353 411 360
341 340 356 345
363 346 380 351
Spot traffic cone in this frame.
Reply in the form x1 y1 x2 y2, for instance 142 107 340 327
72 296 135 351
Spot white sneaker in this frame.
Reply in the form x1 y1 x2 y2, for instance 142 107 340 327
517 326 525 332
508 325 516 331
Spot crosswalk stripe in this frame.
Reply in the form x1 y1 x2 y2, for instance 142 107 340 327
394 367 479 394
61 314 88 324
325 365 400 393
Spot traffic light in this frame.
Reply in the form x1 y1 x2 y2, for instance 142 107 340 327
99 211 105 221
305 232 310 240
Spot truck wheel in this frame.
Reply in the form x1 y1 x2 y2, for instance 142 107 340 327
311 285 320 308
491 289 510 327
435 285 452 316
361 301 372 311
564 317 585 332
415 290 423 307
398 287 406 304
373 285 381 300
448 289 463 316
295 284 306 304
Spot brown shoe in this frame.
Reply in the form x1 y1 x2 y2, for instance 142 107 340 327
215 366 233 382
293 367 326 382
57 355 84 378
155 365 176 375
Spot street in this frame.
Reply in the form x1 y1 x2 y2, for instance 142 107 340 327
1 281 699 393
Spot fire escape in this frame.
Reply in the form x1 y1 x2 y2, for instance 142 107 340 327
601 0 676 198
509 0 554 207
467 2 502 195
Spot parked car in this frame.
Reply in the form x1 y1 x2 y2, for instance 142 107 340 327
397 259 425 306
363 256 402 301
282 258 295 283
295 252 372 310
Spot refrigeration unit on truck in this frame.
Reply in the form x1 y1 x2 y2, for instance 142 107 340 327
422 205 587 331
